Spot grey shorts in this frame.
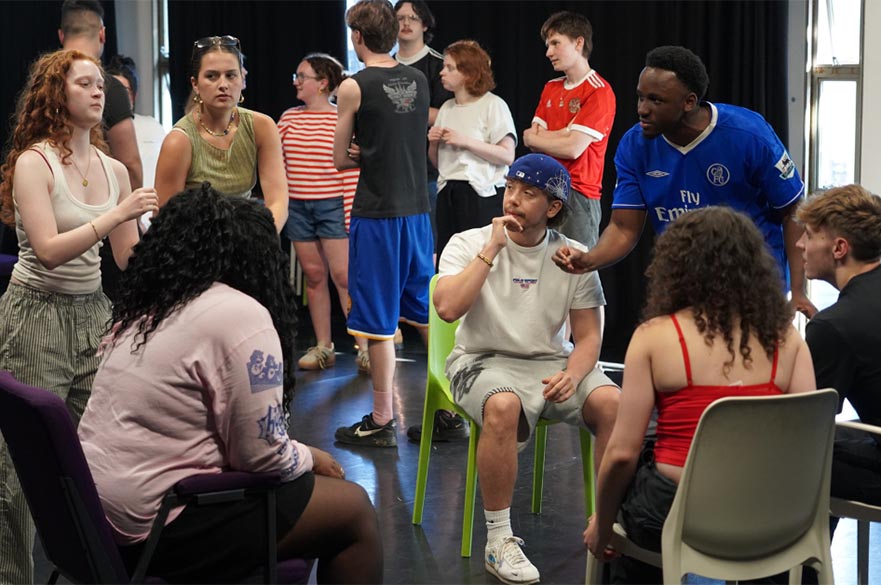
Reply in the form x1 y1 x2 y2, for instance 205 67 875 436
561 189 601 250
447 353 616 446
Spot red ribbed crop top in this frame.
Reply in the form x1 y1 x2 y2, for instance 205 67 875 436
653 314 783 467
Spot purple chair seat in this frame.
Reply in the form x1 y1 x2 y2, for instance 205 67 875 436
0 253 16 275
0 370 312 584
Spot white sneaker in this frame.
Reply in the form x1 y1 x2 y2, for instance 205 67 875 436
485 536 540 585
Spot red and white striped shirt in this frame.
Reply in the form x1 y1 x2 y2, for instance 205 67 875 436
277 107 358 229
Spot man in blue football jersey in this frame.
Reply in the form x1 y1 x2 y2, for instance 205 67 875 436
553 45 816 317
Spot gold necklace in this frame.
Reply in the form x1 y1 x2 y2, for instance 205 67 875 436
198 108 236 137
70 147 93 187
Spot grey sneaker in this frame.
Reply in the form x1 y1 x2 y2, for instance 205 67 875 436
298 344 335 370
335 414 397 447
485 536 540 585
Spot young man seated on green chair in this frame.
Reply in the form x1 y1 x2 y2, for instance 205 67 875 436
433 153 619 585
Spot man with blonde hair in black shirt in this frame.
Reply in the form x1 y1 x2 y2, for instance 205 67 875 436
797 184 881 534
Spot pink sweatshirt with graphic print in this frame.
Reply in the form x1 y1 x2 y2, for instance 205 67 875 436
78 283 313 545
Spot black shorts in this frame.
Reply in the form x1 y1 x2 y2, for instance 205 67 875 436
119 472 316 583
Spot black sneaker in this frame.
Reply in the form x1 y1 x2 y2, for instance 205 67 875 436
406 411 470 443
335 414 397 448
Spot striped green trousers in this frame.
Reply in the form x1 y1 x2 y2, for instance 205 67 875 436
0 283 111 585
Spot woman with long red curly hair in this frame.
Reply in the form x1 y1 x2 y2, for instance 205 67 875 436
0 49 157 582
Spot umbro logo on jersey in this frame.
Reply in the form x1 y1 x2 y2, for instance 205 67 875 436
646 170 670 178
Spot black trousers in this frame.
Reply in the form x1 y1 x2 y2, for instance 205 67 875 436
435 181 503 262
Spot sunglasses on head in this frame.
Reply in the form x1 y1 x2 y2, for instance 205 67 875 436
193 35 241 51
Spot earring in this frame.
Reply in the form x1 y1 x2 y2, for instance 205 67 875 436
193 93 203 104
239 94 245 104
55 107 60 115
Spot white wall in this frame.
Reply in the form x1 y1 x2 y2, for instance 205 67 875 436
860 0 880 191
114 0 157 117
788 0 809 172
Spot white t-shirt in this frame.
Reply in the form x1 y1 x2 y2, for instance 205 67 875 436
134 113 167 230
134 114 166 189
433 92 516 197
439 225 605 363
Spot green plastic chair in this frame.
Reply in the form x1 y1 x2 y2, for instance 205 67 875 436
412 274 595 558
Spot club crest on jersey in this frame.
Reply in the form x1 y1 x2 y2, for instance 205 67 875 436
706 163 730 187
513 277 538 290
775 152 796 180
568 98 581 114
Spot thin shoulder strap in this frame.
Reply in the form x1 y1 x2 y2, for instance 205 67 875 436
770 343 779 383
27 146 53 179
670 314 693 385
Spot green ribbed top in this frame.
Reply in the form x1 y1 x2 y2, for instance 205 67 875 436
174 107 257 197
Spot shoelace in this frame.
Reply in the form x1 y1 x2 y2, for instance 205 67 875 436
498 537 531 567
306 346 332 368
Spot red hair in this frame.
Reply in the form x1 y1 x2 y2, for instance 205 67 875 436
445 40 495 97
1 49 107 226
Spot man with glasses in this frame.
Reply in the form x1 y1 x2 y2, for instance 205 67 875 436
393 1 451 240
393 1 450 128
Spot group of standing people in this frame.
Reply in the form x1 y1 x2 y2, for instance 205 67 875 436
0 1 383 582
1 0 877 584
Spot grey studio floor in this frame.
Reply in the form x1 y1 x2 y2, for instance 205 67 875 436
33 305 881 585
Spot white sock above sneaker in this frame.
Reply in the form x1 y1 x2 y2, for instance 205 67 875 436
485 507 513 544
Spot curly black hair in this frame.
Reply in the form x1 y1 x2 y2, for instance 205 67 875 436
645 45 709 101
642 206 792 374
110 183 299 411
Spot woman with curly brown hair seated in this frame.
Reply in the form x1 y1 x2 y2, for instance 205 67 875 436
583 206 817 583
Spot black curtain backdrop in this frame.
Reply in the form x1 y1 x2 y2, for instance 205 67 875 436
0 1 119 151
167 1 348 124
1 1 791 362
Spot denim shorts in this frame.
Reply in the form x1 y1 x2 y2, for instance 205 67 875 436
282 197 347 242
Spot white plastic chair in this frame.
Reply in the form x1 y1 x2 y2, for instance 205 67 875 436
829 420 881 585
586 389 839 584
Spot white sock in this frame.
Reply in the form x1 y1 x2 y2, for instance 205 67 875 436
485 507 513 544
